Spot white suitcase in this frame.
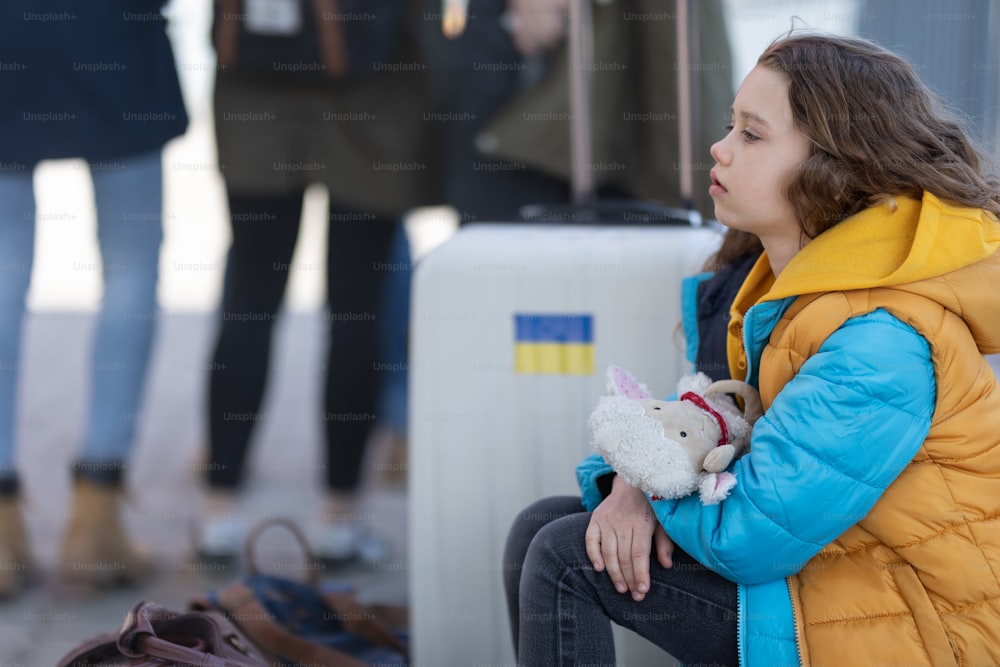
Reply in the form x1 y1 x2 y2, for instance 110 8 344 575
409 222 720 665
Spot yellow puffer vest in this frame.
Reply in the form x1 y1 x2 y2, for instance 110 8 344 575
757 276 1000 666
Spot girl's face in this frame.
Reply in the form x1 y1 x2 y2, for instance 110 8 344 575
709 65 812 254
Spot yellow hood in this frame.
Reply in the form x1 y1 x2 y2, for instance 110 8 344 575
737 191 1000 353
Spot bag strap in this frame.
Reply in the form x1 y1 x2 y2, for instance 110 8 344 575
194 516 409 665
56 633 126 667
193 581 372 667
118 601 264 667
243 516 322 587
214 0 350 79
319 588 410 659
243 517 408 657
314 0 349 77
214 0 242 69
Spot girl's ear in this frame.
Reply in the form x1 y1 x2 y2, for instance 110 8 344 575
607 365 653 399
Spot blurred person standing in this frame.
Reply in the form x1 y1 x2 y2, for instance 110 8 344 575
199 0 440 564
0 0 188 596
418 0 734 223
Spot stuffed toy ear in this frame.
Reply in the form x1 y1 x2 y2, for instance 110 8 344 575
606 365 652 399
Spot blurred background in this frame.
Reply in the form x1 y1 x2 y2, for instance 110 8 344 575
4 0 998 664
28 0 999 313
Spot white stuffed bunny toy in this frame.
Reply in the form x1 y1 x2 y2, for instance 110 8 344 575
588 365 763 505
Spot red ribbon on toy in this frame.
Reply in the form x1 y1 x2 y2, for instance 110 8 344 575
679 392 729 447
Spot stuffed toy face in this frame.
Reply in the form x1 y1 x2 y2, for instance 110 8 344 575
633 397 727 472
588 366 762 505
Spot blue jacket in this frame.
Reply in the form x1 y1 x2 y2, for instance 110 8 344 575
0 1 188 166
577 282 935 665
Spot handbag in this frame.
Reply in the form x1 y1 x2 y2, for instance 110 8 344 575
56 518 408 667
190 517 409 666
213 0 403 81
56 600 271 667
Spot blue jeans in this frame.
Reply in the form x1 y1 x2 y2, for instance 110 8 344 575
375 220 411 434
503 496 739 666
0 150 163 478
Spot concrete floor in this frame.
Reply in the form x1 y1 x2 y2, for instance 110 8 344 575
5 302 1000 667
0 310 407 666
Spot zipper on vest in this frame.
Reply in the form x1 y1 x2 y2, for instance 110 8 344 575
737 583 747 666
788 577 806 666
741 306 756 385
741 300 790 387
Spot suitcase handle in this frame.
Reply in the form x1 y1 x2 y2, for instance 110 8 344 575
567 0 697 213
518 199 703 226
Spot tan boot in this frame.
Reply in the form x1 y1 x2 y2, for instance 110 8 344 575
0 497 35 599
59 478 153 588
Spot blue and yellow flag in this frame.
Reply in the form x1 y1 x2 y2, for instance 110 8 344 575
514 314 594 375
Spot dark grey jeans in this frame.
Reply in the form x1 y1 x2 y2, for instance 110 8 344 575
503 496 740 666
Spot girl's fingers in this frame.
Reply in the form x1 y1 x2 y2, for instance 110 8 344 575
624 527 653 601
654 526 675 570
585 519 604 571
600 533 627 593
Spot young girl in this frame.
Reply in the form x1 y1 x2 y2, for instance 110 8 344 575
503 33 1000 666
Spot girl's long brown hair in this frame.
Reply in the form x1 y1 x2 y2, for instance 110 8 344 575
758 33 1000 238
701 228 762 272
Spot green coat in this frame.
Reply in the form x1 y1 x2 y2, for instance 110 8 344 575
480 0 733 219
213 1 442 219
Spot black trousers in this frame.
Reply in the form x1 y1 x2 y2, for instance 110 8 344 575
503 496 739 665
206 190 395 493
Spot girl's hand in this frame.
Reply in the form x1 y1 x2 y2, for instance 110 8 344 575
585 476 674 602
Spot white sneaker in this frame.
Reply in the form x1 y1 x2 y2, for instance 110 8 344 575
195 514 249 561
313 523 388 566
355 529 389 564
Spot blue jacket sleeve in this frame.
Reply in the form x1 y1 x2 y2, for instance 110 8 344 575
576 452 615 511
652 310 935 584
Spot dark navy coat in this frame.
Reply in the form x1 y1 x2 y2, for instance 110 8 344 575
0 0 188 167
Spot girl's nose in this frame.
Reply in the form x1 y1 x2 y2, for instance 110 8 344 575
710 137 731 166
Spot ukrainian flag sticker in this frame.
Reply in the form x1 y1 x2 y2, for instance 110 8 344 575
514 314 595 375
